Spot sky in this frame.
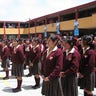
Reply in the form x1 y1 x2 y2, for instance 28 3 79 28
0 0 95 21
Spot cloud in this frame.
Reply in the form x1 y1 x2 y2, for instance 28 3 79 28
0 0 95 21
0 0 13 6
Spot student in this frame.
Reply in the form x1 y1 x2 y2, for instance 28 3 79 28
79 35 95 96
1 41 10 80
41 34 63 96
24 39 32 76
59 36 80 96
12 40 25 92
93 36 96 88
29 37 41 89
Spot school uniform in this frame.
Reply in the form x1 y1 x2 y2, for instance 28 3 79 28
29 44 41 75
61 47 80 96
41 46 63 96
25 44 32 65
0 43 3 56
12 45 25 77
93 41 96 87
79 47 95 91
1 45 10 69
95 52 96 88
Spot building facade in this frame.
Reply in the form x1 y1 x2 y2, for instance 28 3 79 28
0 1 96 39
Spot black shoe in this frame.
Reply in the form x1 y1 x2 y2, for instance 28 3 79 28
3 77 9 80
12 88 21 92
32 85 40 89
25 74 32 77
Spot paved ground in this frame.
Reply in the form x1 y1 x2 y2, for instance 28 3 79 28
0 64 96 96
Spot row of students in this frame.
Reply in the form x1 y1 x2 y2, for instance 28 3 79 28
0 34 95 96
41 34 96 96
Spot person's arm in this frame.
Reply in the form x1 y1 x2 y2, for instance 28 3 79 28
48 50 63 80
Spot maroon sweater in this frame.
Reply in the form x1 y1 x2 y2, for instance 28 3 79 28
79 48 96 76
1 46 10 60
63 49 80 76
29 45 41 64
41 48 63 80
0 43 3 56
25 44 32 59
12 45 25 64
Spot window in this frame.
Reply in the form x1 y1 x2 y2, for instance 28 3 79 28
61 13 75 21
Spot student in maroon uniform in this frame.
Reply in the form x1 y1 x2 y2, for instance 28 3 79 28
41 34 63 96
79 36 95 96
0 41 10 80
0 40 3 57
93 36 96 88
59 36 80 96
12 40 25 92
24 39 32 76
29 37 41 89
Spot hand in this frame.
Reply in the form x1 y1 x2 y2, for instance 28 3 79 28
79 73 84 78
0 59 2 62
44 77 49 82
23 61 25 66
30 63 33 67
94 68 96 72
41 75 45 80
59 72 65 77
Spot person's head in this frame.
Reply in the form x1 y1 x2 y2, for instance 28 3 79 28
26 39 30 45
81 35 92 48
47 34 58 49
94 37 96 42
12 39 19 47
64 36 74 50
32 37 39 47
2 40 7 47
61 36 67 47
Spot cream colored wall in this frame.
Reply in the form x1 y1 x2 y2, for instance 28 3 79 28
0 28 4 34
78 13 96 29
36 25 44 33
6 28 18 34
46 23 56 32
60 20 74 30
92 13 96 28
78 17 92 28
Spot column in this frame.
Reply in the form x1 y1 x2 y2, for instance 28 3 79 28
35 21 36 37
18 22 20 39
28 20 30 39
3 21 6 39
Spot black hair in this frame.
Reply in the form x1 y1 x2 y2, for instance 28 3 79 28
82 35 92 45
49 34 58 43
82 35 94 49
32 37 40 44
2 40 8 45
65 36 75 48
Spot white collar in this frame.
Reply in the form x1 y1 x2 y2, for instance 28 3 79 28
66 47 75 55
83 46 90 54
47 46 58 52
3 45 7 49
47 46 58 57
33 44 39 49
16 45 20 49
